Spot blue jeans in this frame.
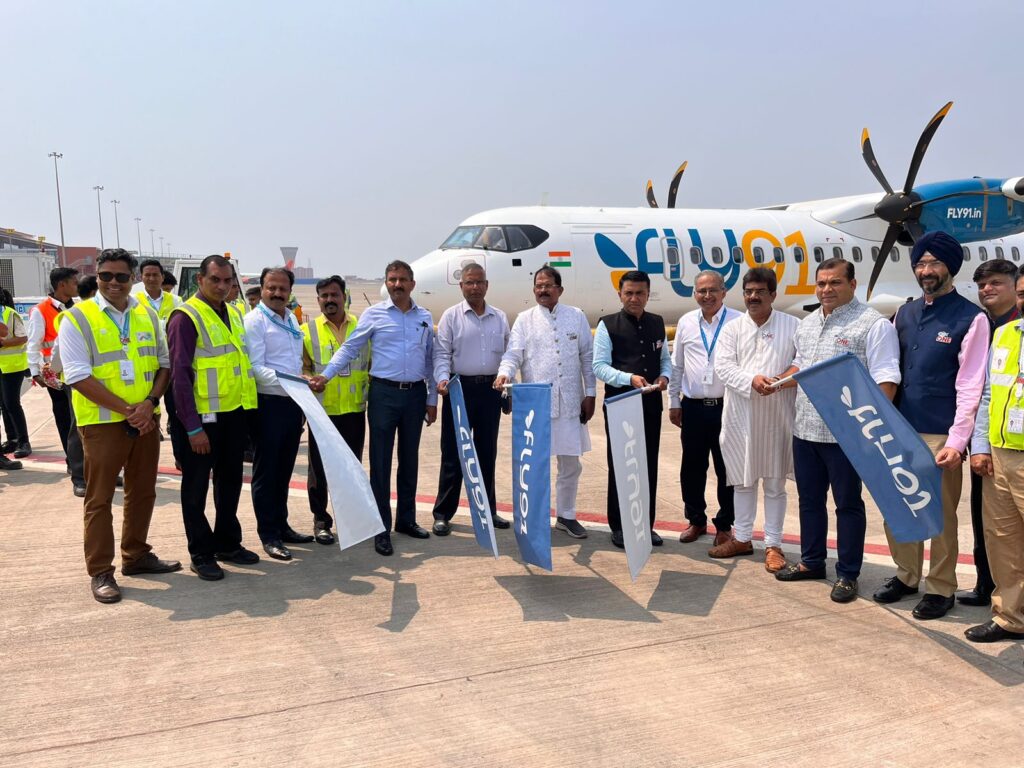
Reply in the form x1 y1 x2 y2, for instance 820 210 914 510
793 437 866 580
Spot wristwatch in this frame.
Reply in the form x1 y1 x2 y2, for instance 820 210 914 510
145 395 160 408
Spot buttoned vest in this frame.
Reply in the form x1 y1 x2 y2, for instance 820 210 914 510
601 310 665 410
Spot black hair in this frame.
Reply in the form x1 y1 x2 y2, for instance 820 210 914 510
384 260 414 280
742 267 778 292
77 274 98 299
816 257 854 280
49 266 79 291
260 266 295 288
245 286 261 297
0 287 13 308
199 254 232 276
618 270 650 290
534 265 562 287
96 248 138 272
162 270 177 287
973 258 1018 283
139 258 164 274
316 275 346 294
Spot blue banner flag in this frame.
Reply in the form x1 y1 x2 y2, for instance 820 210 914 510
605 388 652 580
510 383 553 570
447 376 499 558
793 354 944 543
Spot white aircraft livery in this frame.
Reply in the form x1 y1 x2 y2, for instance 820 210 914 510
409 103 1024 324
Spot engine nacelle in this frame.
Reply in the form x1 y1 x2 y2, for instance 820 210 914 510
1002 176 1024 202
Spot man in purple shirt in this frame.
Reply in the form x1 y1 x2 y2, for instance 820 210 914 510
167 255 261 581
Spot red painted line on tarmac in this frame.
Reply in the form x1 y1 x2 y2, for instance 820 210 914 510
25 451 978 566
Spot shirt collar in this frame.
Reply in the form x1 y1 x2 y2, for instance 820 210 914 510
460 299 494 317
699 305 727 325
259 300 295 323
95 291 138 314
383 297 419 313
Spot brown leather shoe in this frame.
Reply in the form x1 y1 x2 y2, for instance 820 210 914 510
121 552 182 575
708 537 754 558
91 572 122 604
679 524 707 543
712 529 733 547
764 546 787 573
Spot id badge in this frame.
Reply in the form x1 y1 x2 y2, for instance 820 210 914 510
202 412 217 424
1015 377 1024 400
992 347 1009 371
702 367 714 386
119 360 135 382
1008 408 1024 435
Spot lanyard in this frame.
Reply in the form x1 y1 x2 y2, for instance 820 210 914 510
699 311 725 360
102 307 131 346
259 304 302 338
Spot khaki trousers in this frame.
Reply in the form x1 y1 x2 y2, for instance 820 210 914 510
883 433 962 597
983 447 1024 632
79 421 160 577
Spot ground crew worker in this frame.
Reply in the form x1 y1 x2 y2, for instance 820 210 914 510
0 297 31 460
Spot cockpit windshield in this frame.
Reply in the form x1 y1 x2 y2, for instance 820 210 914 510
440 224 549 253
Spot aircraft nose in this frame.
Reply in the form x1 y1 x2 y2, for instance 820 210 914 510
379 283 388 301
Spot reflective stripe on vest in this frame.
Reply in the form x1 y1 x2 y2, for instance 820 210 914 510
302 313 369 415
63 299 163 426
171 298 257 414
134 290 178 323
0 306 28 373
988 322 1024 451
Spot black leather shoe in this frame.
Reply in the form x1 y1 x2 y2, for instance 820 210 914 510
190 556 225 581
830 578 859 603
964 620 1024 643
912 593 955 620
313 526 335 545
0 455 23 470
374 533 394 556
491 514 511 529
215 547 260 564
282 528 314 544
650 530 663 547
121 552 182 575
90 572 121 603
12 441 31 459
956 589 992 607
873 576 919 604
263 541 292 560
432 519 451 536
775 563 827 581
72 483 86 497
395 523 430 539
0 439 16 453
611 531 624 549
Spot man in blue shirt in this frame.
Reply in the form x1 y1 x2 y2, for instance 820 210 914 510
311 260 437 556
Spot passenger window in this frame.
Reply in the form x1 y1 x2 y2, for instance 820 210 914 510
851 246 862 263
732 246 744 264
753 246 765 264
871 247 879 262
890 246 900 262
833 246 844 259
962 245 971 262
1013 246 1021 262
995 246 1005 260
710 246 723 265
813 247 824 263
979 246 989 261
793 246 805 263
773 246 784 264
689 247 702 265
664 244 680 266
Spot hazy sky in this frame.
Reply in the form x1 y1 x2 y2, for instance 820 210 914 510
5 1 1022 277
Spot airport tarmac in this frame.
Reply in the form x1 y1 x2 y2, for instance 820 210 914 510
2 282 1022 767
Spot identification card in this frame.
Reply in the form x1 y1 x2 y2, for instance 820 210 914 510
992 347 1009 371
201 412 217 424
119 360 135 382
702 367 714 386
1008 408 1024 435
1016 378 1024 400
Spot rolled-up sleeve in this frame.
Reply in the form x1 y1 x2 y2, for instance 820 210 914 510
865 318 901 385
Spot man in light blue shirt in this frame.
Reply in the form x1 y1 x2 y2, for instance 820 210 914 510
311 260 437 556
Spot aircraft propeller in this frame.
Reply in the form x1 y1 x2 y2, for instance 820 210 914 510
646 161 688 209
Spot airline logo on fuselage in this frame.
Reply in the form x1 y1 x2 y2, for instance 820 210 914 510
947 207 982 220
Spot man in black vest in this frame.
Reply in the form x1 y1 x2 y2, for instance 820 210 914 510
593 270 671 548
873 231 988 620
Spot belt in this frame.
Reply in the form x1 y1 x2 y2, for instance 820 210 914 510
371 376 425 390
683 396 723 407
454 374 497 385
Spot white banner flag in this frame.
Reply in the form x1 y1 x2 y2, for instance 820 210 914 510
605 389 652 580
278 373 384 549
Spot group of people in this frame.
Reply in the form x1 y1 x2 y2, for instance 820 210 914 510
1 234 1023 649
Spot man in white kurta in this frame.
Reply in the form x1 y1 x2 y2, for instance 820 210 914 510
712 268 798 572
495 267 597 538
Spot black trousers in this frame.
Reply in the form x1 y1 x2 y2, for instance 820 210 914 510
162 379 189 466
0 370 29 444
367 380 426 531
307 412 366 527
249 394 304 543
605 395 661 533
432 378 502 522
179 407 246 558
679 398 734 530
968 470 996 596
47 385 73 456
64 387 85 486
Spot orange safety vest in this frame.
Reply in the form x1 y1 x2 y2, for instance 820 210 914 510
34 298 63 361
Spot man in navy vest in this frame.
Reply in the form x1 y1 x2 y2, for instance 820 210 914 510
873 231 988 620
593 270 671 548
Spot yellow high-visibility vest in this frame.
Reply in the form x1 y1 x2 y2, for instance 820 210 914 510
133 290 179 323
302 313 369 415
170 297 257 414
60 298 163 426
988 320 1024 451
0 306 28 373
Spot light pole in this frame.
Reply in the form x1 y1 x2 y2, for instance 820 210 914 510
159 236 164 257
149 228 155 257
92 185 105 249
110 199 121 247
167 242 172 258
134 217 142 259
49 152 67 266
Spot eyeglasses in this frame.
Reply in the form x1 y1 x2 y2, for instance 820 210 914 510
694 288 722 296
742 288 771 298
97 272 132 284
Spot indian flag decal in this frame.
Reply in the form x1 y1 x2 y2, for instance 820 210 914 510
547 251 572 268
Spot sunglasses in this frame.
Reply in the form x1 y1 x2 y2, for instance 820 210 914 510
97 271 132 284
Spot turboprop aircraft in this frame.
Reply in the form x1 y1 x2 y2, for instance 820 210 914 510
409 103 1024 325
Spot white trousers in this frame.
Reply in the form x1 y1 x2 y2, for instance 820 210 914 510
555 455 582 519
733 477 787 547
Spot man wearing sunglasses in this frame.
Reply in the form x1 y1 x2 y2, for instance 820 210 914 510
57 248 181 604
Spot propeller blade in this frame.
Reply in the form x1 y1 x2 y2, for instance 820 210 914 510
646 180 658 208
866 223 902 300
666 161 688 208
902 101 953 193
861 128 894 195
905 220 925 241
